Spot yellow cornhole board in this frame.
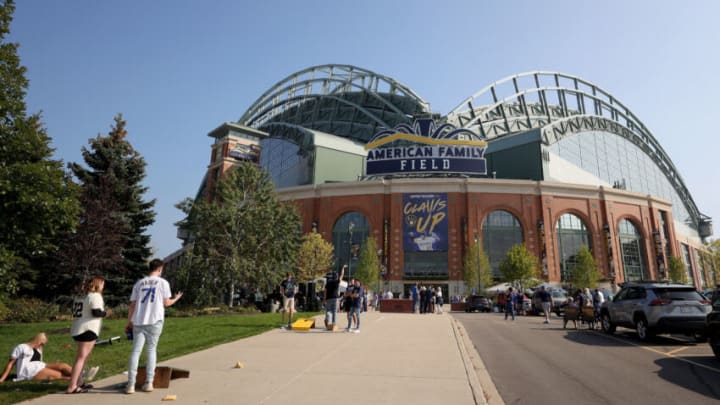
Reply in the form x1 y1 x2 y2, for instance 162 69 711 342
291 318 316 331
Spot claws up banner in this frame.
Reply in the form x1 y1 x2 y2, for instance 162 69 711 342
403 193 448 252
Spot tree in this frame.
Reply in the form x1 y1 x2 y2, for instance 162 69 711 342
708 239 719 286
296 231 334 282
499 244 539 291
568 245 601 289
0 0 80 297
177 162 301 306
67 114 155 303
463 240 493 296
668 256 688 285
52 177 127 299
354 236 380 290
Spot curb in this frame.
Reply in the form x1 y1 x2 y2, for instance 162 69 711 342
450 315 505 405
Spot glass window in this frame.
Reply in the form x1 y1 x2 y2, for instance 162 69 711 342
694 250 706 288
618 219 647 282
332 212 369 279
681 244 696 286
555 213 590 281
549 131 695 231
482 210 524 278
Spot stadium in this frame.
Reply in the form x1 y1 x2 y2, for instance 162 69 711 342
168 64 715 298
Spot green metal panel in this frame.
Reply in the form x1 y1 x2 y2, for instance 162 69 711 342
314 147 365 184
485 141 543 181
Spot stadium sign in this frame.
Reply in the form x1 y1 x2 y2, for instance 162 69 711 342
365 118 487 176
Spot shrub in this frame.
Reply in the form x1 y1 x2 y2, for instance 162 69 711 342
3 298 60 323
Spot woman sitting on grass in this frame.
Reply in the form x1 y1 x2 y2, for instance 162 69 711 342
0 332 72 382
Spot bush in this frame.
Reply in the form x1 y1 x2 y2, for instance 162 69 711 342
0 299 9 322
2 298 60 323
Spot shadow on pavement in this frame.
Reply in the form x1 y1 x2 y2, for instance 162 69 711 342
654 356 720 400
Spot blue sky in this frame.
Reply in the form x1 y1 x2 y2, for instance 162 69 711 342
9 0 720 257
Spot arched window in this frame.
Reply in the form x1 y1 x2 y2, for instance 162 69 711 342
332 212 369 278
482 210 524 278
556 213 591 282
618 219 647 281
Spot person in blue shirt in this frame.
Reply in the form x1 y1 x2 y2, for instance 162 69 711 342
504 287 516 321
410 283 419 313
350 279 364 333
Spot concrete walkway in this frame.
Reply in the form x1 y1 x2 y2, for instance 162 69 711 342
21 312 502 405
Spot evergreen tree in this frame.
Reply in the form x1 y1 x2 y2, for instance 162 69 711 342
0 0 80 297
296 231 334 282
177 162 301 306
68 114 155 303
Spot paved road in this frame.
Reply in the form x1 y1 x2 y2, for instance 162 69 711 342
455 312 720 404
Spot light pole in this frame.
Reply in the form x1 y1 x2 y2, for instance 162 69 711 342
474 233 482 295
348 221 355 278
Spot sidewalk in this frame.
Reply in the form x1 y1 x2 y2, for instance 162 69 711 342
21 311 499 405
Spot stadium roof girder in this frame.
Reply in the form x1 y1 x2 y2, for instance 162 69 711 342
447 71 707 231
240 64 430 128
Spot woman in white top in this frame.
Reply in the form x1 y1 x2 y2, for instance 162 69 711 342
435 287 444 314
0 332 72 382
67 276 108 394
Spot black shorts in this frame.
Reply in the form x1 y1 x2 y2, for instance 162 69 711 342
73 330 98 342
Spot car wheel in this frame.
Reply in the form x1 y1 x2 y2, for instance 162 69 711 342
711 333 720 360
601 313 615 334
635 317 654 341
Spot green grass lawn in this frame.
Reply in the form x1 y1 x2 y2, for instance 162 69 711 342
0 311 319 404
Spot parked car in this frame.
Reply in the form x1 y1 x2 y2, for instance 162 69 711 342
599 282 712 341
465 295 492 312
706 286 720 360
532 289 568 316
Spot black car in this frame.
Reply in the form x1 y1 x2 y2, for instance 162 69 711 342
707 286 720 360
465 295 492 312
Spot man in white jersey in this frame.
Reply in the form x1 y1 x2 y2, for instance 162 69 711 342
125 259 183 394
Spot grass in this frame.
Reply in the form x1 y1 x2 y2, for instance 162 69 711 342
0 311 319 404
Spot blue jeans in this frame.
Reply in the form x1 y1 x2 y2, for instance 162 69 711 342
324 298 338 324
504 303 515 320
352 307 361 329
127 320 164 386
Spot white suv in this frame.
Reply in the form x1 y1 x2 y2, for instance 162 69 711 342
599 282 712 341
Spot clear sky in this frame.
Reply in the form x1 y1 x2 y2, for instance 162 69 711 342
8 0 720 257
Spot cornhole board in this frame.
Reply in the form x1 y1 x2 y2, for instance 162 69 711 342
291 317 316 331
135 366 190 389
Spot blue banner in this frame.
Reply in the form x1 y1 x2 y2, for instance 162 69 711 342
403 194 448 252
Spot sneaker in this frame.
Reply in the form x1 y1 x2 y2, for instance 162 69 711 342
353 329 360 334
125 384 135 394
142 382 154 392
86 366 100 381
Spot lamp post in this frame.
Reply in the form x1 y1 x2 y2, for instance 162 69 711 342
474 232 482 295
348 221 355 278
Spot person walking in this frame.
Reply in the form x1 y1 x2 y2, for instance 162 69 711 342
280 272 297 329
344 278 356 331
538 286 552 324
323 266 344 330
435 286 444 314
350 279 364 333
410 283 419 313
504 287 516 321
125 259 183 394
67 276 107 394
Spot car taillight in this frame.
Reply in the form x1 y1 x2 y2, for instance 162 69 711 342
649 299 672 306
699 299 711 305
